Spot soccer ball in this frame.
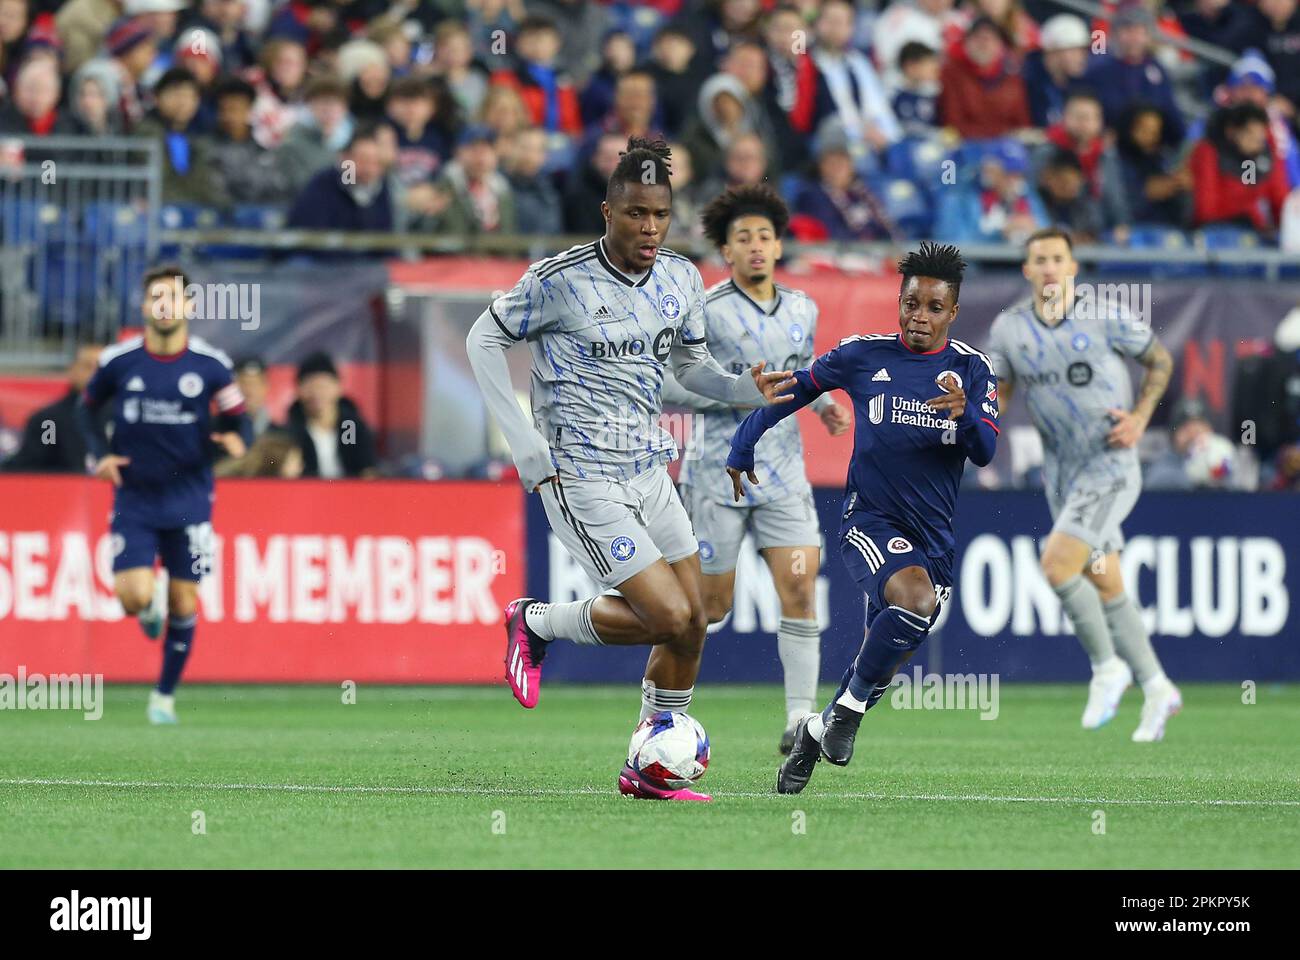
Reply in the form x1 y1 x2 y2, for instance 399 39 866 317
626 711 710 790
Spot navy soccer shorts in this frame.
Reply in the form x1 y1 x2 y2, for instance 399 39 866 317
839 513 953 629
110 512 214 582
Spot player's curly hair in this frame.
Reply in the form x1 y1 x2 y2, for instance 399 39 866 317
700 183 790 249
897 241 967 304
607 136 673 200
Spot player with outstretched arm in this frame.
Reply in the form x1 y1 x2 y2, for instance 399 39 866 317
78 266 251 724
726 243 999 795
987 228 1180 741
662 184 851 754
464 138 795 801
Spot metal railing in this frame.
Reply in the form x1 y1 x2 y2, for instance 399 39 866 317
0 135 160 368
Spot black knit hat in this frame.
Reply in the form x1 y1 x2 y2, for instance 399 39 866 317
296 351 339 382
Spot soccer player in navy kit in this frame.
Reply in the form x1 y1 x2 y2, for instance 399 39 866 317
727 243 1000 794
78 266 251 724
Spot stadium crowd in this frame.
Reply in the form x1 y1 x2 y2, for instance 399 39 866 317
0 0 1297 247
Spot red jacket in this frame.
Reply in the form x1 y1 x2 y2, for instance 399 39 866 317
1190 137 1291 232
490 67 583 136
938 41 1030 139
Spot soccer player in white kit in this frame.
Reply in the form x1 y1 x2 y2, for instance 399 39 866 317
987 228 1182 741
465 139 795 800
663 185 851 754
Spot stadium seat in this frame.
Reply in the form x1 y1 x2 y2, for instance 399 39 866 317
230 205 285 231
160 203 220 230
81 202 148 246
1197 226 1265 277
1 198 71 245
875 176 932 238
885 137 947 198
1097 224 1197 278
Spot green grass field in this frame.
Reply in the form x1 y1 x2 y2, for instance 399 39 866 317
2 683 1297 869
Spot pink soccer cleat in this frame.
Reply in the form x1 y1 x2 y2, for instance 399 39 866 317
617 764 712 802
503 598 549 709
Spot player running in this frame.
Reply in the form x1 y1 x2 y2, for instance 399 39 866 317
78 266 251 724
663 184 851 754
464 138 795 801
726 243 1000 795
987 228 1180 741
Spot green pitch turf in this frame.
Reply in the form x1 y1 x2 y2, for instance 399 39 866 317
1 683 1297 869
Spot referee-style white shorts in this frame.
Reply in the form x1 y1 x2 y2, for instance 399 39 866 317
680 483 821 575
539 467 698 590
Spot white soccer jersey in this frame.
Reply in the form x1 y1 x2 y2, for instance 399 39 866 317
488 239 712 482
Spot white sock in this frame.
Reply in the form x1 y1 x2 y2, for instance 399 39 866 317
806 712 825 742
835 690 868 713
524 599 602 645
1140 671 1172 697
639 678 693 722
777 617 820 723
1093 654 1126 675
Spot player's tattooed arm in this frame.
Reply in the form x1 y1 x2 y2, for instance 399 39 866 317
1109 338 1173 448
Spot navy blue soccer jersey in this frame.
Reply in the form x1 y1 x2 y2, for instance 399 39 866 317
728 333 1000 557
83 336 245 527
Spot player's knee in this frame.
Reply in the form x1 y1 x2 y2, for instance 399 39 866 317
117 584 152 614
1039 551 1073 588
645 596 693 645
703 595 732 625
886 569 937 621
169 593 198 618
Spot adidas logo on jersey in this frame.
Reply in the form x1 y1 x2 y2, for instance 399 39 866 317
126 376 146 392
872 368 891 382
593 305 615 323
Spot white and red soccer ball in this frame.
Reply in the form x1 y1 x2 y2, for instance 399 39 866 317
627 711 710 790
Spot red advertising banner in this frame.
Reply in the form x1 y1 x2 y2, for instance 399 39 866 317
0 477 522 682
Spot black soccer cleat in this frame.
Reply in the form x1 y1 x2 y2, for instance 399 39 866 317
778 725 797 755
776 716 821 794
820 703 863 766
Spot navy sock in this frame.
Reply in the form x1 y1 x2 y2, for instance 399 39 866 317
821 604 930 720
157 614 196 695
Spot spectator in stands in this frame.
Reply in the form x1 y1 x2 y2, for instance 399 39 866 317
368 21 411 78
419 124 515 235
431 19 489 121
648 24 702 140
694 130 769 201
1236 305 1300 474
1190 102 1291 237
938 15 1031 139
214 430 304 478
232 356 276 439
173 25 222 133
279 76 353 195
1245 0 1300 122
265 0 338 58
0 55 85 136
1179 0 1257 91
665 139 706 244
683 73 774 185
489 14 582 136
286 123 395 234
1036 89 1130 236
208 75 290 206
1114 102 1190 226
1145 397 1247 490
1023 13 1092 128
586 68 658 146
808 0 900 166
56 0 124 75
136 66 230 209
126 0 186 89
248 36 309 148
794 133 899 242
286 351 378 479
1036 149 1105 242
1084 2 1184 142
477 83 531 142
1217 50 1300 190
579 28 636 128
338 38 392 124
528 0 611 89
179 0 257 73
385 75 456 188
0 0 32 79
70 59 123 134
563 129 622 234
466 0 525 62
686 0 765 72
891 41 941 139
87 16 156 132
502 125 561 236
936 140 1045 243
724 39 803 172
1 343 105 474
873 0 960 91
766 3 818 132
952 0 1040 51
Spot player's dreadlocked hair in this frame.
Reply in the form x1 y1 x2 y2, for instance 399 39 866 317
700 183 790 249
607 137 673 200
897 241 967 304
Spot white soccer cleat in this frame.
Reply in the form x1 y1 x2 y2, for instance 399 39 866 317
1081 657 1133 729
1131 683 1182 742
139 577 168 641
147 690 178 725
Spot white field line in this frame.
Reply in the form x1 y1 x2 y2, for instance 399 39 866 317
2 777 1297 807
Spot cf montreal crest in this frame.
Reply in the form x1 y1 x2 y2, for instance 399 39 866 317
660 294 680 319
610 536 637 562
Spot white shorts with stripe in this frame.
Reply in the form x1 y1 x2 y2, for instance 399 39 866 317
539 467 699 590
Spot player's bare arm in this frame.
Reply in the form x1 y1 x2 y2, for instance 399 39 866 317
1108 337 1173 449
